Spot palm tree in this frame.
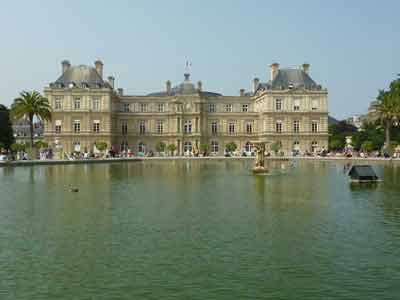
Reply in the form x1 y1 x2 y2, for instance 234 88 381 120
11 91 51 147
375 88 400 150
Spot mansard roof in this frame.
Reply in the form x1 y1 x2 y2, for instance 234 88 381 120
257 68 322 92
50 65 109 88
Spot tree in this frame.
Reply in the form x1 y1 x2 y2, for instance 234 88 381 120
270 141 281 154
10 143 26 153
0 104 14 149
167 144 177 156
34 140 49 149
329 138 344 151
95 141 107 151
361 141 374 153
375 84 400 150
10 91 51 148
200 143 210 155
155 141 166 153
225 142 237 153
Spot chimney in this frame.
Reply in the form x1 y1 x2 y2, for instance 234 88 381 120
240 89 245 96
94 60 103 78
302 63 310 74
166 80 171 94
252 78 260 94
197 80 202 92
270 63 279 81
61 60 71 74
108 76 115 89
117 88 123 96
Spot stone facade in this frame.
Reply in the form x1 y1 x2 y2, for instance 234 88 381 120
44 60 329 155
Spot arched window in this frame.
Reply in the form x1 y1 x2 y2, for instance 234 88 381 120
138 142 146 154
211 141 219 153
184 141 192 153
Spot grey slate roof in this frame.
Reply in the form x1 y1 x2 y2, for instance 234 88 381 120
50 65 109 88
256 68 322 92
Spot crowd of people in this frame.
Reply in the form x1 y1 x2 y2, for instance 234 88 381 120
2 145 400 162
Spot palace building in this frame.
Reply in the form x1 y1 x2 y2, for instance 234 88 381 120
43 60 329 156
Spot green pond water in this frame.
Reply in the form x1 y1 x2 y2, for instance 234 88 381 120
1 160 400 299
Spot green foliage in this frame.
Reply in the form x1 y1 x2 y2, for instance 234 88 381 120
361 141 374 152
10 143 26 153
34 140 48 149
10 91 51 147
0 142 4 149
225 142 237 153
155 141 166 153
95 141 108 151
200 143 210 152
329 138 345 151
375 79 400 146
270 141 281 154
0 104 14 149
167 144 177 155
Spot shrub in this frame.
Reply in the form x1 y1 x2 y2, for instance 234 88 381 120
167 144 177 156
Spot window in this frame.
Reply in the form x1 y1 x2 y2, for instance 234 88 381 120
55 120 62 134
138 142 146 153
73 120 80 133
93 97 100 111
208 103 216 113
139 121 146 134
211 121 218 135
158 103 165 113
184 120 192 134
157 120 164 134
275 99 282 111
54 97 62 110
293 141 300 150
73 97 81 110
293 98 300 111
122 103 130 112
293 120 300 133
276 120 282 133
225 104 233 112
312 99 319 110
311 141 318 152
228 122 235 134
211 141 219 153
311 121 318 133
242 104 249 112
184 141 192 153
73 141 80 152
246 122 252 134
93 120 100 133
121 141 128 152
140 103 147 112
121 121 128 135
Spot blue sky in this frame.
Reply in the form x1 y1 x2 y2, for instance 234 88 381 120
0 0 399 118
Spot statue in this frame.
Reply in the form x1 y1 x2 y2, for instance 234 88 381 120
252 141 268 174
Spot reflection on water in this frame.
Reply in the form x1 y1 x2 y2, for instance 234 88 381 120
1 160 400 299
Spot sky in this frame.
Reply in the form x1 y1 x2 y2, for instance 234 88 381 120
0 0 399 119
